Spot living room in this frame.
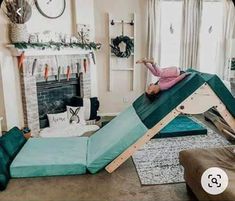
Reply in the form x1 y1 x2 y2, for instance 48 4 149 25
0 0 235 201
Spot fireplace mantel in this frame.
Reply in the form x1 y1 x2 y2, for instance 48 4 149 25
6 44 92 57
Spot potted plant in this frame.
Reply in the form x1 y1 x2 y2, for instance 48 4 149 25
2 0 34 43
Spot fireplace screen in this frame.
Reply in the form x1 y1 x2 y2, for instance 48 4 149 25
37 78 80 128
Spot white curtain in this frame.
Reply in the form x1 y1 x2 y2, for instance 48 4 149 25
180 0 202 70
146 0 161 86
216 0 235 81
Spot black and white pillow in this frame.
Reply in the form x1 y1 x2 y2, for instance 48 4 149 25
70 97 100 121
47 112 69 128
66 106 86 125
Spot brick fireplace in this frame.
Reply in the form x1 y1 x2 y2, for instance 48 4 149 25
9 47 94 136
37 78 80 129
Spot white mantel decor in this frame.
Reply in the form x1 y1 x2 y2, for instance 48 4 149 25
6 44 93 57
7 45 94 136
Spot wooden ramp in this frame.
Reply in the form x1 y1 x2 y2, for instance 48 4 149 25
204 109 235 140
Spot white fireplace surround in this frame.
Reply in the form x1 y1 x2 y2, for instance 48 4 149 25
7 45 97 136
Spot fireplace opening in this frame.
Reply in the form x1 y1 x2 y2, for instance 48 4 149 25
37 77 80 129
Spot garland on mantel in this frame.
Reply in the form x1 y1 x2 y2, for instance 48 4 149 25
13 42 102 51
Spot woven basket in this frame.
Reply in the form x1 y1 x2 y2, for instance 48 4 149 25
9 23 29 43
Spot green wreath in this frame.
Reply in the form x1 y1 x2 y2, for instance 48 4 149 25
110 36 134 58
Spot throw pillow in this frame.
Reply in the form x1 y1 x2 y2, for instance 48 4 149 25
67 106 86 125
70 97 100 121
0 146 10 191
0 127 26 159
47 112 69 128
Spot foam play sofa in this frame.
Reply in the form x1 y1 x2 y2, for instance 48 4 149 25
0 70 235 191
0 127 26 190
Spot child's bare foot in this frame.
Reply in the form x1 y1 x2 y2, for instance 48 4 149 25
144 58 155 64
136 58 146 64
136 58 156 64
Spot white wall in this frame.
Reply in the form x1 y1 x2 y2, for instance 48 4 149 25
0 0 95 131
94 0 148 114
0 9 24 131
27 3 73 34
232 40 235 56
0 0 148 130
76 0 95 39
75 0 98 97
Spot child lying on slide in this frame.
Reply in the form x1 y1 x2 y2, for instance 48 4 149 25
136 58 190 99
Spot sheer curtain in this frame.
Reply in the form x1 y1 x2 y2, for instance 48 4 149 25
146 0 161 86
146 0 234 86
180 0 203 70
216 0 235 80
199 1 224 75
160 1 183 67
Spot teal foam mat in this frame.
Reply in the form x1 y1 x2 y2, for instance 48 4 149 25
133 73 205 129
87 105 148 174
153 116 207 138
10 137 88 178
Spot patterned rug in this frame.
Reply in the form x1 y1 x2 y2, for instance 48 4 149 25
132 118 231 185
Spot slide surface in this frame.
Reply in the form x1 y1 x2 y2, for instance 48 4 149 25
133 72 205 129
87 106 148 173
188 69 235 117
133 70 235 129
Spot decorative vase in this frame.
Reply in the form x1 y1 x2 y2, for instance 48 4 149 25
9 23 29 43
29 34 38 43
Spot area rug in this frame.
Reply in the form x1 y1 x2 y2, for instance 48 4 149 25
132 118 231 185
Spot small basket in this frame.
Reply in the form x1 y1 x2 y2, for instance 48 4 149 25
9 23 29 43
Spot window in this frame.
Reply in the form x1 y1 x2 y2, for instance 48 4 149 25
199 1 224 74
160 1 183 67
159 0 225 73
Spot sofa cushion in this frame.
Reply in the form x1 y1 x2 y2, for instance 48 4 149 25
0 127 26 159
10 137 88 178
0 146 10 191
153 115 207 138
87 106 148 174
